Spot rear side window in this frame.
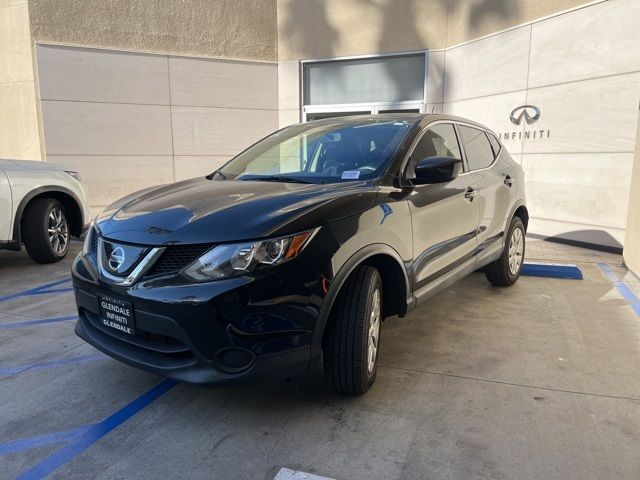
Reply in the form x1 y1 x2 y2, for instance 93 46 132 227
412 123 462 162
487 132 501 157
458 125 495 171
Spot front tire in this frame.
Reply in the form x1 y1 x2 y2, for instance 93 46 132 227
485 216 525 286
324 265 382 395
22 198 70 264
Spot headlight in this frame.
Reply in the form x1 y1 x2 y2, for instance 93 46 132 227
66 170 82 181
181 229 318 282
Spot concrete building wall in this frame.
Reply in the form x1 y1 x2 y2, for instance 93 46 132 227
276 0 590 61
0 0 41 160
624 109 640 275
280 0 639 248
36 45 278 213
443 0 640 247
28 0 278 62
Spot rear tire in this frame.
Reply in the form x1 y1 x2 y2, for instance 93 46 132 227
22 198 70 264
485 217 525 286
324 265 382 395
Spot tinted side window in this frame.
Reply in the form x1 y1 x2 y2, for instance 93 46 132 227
458 126 495 171
412 123 462 162
487 132 501 157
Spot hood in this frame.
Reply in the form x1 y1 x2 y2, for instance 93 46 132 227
96 177 377 245
3 159 71 171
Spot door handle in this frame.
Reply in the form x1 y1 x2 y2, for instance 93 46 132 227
504 175 515 187
464 186 478 201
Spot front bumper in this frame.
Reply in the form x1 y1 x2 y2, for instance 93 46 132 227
72 253 323 385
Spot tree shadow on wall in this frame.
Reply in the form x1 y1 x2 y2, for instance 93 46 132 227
448 0 519 37
278 0 520 113
279 0 338 59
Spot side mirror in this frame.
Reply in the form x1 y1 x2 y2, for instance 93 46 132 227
413 156 462 184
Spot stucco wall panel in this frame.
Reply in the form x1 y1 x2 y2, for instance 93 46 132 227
41 101 173 156
47 155 175 208
0 82 42 160
174 156 231 182
35 44 279 210
36 44 170 104
169 57 278 110
0 1 32 83
0 1 41 160
523 73 640 155
443 25 530 103
528 0 640 88
523 152 632 234
29 0 278 61
171 106 277 156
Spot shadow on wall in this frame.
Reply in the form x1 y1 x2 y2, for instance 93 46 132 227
448 0 519 37
279 0 520 111
375 0 446 107
279 0 338 59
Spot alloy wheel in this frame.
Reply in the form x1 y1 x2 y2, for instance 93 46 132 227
367 288 381 374
48 207 69 255
508 227 524 275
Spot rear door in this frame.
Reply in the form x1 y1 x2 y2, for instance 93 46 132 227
407 122 480 291
0 167 12 241
457 125 515 250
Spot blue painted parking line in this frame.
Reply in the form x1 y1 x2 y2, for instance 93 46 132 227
0 315 77 330
597 263 640 317
16 379 177 480
0 353 106 378
0 426 93 457
522 262 583 280
0 278 71 303
24 288 74 296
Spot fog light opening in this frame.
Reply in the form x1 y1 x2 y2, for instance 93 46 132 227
214 347 255 373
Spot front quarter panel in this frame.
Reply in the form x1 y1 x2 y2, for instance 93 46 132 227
325 191 412 281
307 191 413 356
4 163 89 240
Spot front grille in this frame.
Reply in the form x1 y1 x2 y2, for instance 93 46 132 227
146 244 214 277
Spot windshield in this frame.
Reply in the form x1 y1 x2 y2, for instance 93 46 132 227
217 119 415 184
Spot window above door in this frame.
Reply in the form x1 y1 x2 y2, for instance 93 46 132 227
301 51 428 122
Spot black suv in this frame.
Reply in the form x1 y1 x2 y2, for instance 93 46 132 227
72 114 527 395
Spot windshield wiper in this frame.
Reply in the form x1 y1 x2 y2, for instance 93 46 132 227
243 176 312 184
205 170 226 180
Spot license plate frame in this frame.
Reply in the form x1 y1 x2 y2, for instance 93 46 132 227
98 295 136 335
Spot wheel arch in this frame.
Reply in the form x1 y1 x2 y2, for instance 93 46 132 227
312 243 412 357
13 186 84 244
513 204 529 231
505 201 528 235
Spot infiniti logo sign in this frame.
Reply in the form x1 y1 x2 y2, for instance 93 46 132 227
499 104 550 142
510 105 541 126
108 247 126 271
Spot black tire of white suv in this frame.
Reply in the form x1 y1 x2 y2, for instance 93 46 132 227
22 198 70 263
485 216 525 286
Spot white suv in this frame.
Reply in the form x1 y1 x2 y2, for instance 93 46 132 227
1 159 90 263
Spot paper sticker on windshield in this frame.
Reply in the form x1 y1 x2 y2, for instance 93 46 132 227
341 170 360 180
